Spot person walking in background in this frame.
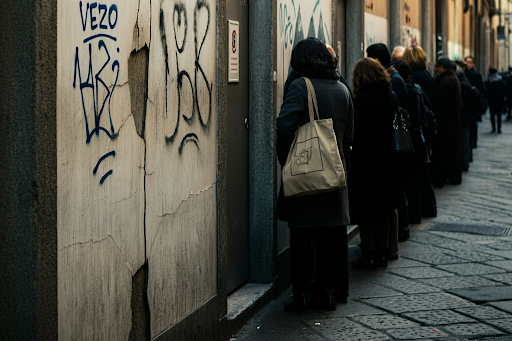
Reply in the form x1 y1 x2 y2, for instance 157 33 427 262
486 67 506 134
402 45 438 218
276 37 353 313
350 57 400 269
434 57 463 185
465 56 488 122
366 43 408 253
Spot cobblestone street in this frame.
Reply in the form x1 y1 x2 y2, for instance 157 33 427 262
233 114 512 341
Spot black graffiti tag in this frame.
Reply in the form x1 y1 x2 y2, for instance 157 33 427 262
160 0 212 150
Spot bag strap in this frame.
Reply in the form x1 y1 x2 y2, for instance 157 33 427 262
303 77 319 122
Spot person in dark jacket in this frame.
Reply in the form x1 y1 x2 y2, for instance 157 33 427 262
505 67 512 121
457 59 481 153
276 37 353 313
435 57 463 185
402 45 438 217
394 60 427 227
455 61 481 171
366 43 408 254
465 56 488 120
350 57 400 269
486 67 506 133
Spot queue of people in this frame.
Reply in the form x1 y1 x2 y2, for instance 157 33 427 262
276 37 492 314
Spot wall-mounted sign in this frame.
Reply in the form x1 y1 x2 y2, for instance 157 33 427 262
228 20 239 83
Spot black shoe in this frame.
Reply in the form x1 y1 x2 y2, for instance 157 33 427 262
334 294 347 304
352 257 385 270
498 130 502 134
374 256 388 268
308 291 336 311
283 295 309 314
387 253 399 260
491 129 496 133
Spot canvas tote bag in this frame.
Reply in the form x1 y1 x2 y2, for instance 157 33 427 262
282 77 346 197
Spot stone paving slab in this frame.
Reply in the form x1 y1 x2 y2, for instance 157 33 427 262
402 253 469 265
419 275 504 290
484 274 512 285
328 299 385 318
486 318 512 333
350 314 419 329
448 287 512 303
443 250 507 262
389 267 455 279
436 263 506 276
384 326 450 339
442 322 504 337
348 283 403 299
361 293 475 313
487 301 512 314
486 261 512 271
376 278 442 294
386 258 427 268
304 320 390 341
455 306 512 320
402 309 477 325
482 250 512 260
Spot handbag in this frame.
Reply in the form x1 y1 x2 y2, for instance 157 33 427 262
282 77 346 197
391 92 415 155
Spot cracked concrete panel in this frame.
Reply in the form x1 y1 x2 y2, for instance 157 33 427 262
147 185 217 337
57 0 145 338
133 0 151 51
145 0 217 336
58 238 133 340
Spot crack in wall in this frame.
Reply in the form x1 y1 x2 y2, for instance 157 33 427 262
58 234 135 276
147 182 216 257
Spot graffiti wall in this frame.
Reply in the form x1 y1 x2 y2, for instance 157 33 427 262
364 0 388 53
57 0 216 338
402 0 421 48
145 0 217 335
276 0 332 110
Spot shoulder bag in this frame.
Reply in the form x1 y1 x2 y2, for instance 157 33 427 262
282 77 346 197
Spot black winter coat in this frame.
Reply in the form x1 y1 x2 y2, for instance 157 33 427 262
276 77 354 228
351 81 401 217
436 69 462 160
411 68 441 118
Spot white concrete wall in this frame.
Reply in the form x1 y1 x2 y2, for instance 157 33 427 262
57 0 217 338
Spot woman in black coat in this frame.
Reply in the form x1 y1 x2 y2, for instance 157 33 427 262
402 46 438 216
276 38 353 313
350 57 401 269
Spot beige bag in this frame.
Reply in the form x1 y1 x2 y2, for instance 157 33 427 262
282 77 346 197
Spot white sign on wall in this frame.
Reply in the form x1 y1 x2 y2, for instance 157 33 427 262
228 20 239 82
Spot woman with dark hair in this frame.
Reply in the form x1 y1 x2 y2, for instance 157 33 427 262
350 57 401 269
276 37 353 313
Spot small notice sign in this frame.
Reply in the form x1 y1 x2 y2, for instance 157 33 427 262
228 20 239 82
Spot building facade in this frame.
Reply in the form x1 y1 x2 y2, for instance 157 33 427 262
0 0 499 340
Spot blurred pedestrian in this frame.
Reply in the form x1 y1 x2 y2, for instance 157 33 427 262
391 45 406 62
276 37 353 313
350 57 400 269
456 60 480 154
486 67 506 134
455 60 481 171
435 57 462 185
402 45 438 218
465 56 488 122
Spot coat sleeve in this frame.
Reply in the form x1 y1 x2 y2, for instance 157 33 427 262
276 79 307 167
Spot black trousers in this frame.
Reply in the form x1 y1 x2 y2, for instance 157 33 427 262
289 226 347 298
421 162 437 217
401 163 422 224
490 108 502 131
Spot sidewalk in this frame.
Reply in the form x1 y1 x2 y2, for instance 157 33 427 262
233 113 512 341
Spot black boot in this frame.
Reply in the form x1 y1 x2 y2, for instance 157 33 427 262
308 289 336 311
283 294 309 314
